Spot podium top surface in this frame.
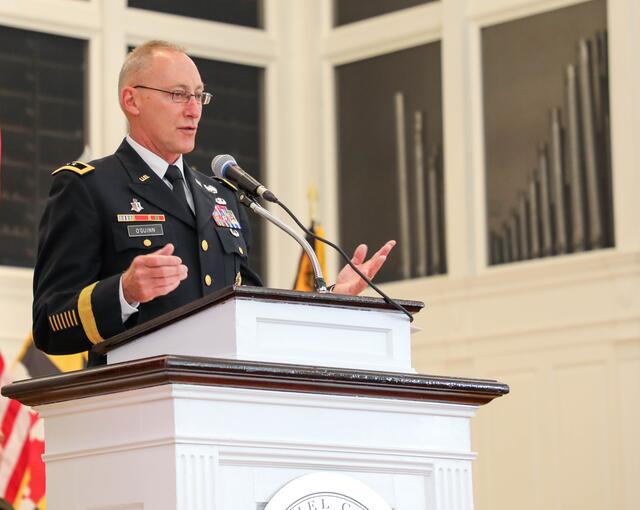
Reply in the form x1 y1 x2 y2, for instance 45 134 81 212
2 355 508 408
93 286 425 355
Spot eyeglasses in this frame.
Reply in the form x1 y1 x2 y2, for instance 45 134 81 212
133 85 213 105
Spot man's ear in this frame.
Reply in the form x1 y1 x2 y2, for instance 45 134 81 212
121 87 140 116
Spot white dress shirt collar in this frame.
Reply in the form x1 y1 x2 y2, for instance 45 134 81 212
125 135 184 179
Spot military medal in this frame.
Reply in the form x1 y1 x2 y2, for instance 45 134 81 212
212 205 241 229
130 198 144 212
117 214 165 222
212 205 226 227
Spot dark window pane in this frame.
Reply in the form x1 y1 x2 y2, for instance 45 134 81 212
0 26 86 268
128 0 262 28
483 0 612 265
336 43 445 284
189 56 265 278
334 0 435 27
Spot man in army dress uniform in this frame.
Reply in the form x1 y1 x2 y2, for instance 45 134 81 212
32 41 395 366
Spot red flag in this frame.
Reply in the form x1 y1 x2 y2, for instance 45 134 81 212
0 353 46 509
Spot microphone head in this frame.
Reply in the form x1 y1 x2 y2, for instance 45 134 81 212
211 154 237 179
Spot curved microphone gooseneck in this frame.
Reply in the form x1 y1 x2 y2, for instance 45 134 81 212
211 155 414 322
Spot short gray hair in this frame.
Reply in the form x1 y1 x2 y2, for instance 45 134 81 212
118 40 187 92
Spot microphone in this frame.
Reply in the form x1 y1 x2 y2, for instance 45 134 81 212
210 155 412 320
211 155 277 203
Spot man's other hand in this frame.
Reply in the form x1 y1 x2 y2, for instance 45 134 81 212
332 240 396 296
122 243 188 304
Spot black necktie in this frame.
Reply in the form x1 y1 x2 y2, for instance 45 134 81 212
165 164 193 215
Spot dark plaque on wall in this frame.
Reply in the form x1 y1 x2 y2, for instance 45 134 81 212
336 43 445 284
334 0 436 27
128 0 263 29
483 0 612 265
0 26 86 268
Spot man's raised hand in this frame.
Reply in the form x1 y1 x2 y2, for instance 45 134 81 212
332 240 396 296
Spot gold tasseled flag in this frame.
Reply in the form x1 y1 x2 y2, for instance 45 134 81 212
293 221 327 292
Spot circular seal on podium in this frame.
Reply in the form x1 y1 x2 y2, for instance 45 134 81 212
265 472 392 510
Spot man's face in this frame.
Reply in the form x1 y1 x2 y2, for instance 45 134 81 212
126 50 204 163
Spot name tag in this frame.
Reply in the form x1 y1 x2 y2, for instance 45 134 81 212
127 224 164 237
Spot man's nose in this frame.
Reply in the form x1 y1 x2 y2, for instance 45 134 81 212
184 97 201 117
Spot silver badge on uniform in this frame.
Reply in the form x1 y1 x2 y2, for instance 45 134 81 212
230 229 240 237
195 178 203 188
130 198 144 212
215 197 227 205
204 184 218 194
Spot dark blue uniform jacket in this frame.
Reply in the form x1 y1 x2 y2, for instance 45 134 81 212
32 140 261 366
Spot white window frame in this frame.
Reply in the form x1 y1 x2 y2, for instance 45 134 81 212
313 0 640 289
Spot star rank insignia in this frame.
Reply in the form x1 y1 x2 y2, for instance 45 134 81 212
130 198 144 212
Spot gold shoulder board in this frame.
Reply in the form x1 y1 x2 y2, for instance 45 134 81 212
52 160 95 176
213 177 239 191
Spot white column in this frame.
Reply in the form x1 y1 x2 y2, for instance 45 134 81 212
98 0 127 156
442 0 484 277
264 0 325 288
608 0 640 253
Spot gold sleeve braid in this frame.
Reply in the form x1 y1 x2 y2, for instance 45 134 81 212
78 282 104 344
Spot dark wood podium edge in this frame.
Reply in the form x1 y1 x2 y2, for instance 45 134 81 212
2 355 509 408
93 286 425 356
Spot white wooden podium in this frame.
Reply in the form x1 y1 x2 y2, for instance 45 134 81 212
3 287 508 510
